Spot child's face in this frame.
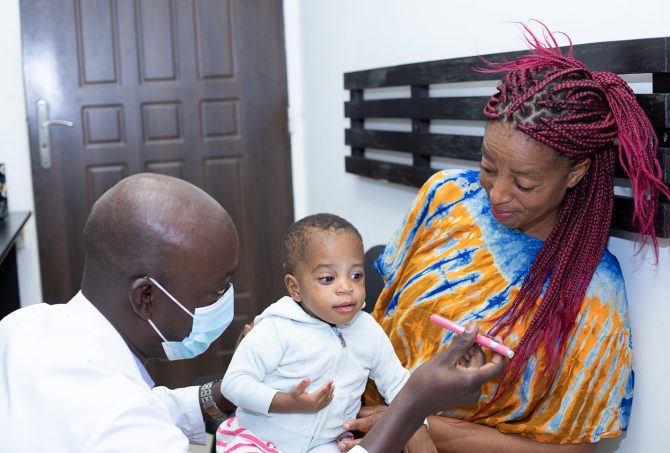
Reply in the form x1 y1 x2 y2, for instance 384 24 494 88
285 230 365 325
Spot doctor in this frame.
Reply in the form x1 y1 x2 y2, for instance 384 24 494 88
0 173 501 452
0 173 238 451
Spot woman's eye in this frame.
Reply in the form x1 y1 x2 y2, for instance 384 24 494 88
350 272 364 281
318 276 334 284
515 182 534 192
480 164 496 176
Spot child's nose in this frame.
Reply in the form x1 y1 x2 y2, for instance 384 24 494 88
336 280 354 294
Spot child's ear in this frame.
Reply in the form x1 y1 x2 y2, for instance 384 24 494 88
284 274 302 301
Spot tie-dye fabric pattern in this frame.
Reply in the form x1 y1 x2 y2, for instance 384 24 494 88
370 169 633 444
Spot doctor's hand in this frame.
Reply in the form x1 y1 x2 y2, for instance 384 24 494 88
353 324 504 453
269 378 335 413
408 323 504 412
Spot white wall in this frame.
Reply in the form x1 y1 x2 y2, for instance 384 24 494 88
285 1 670 452
0 0 42 307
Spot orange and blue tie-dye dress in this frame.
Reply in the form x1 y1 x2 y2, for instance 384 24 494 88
371 168 633 444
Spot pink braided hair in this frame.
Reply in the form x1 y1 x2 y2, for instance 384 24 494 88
474 22 670 414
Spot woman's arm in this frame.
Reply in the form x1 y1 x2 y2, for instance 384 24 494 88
427 416 596 453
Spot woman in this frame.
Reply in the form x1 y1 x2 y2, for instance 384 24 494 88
347 25 670 452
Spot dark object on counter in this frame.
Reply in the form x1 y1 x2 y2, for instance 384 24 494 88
0 164 7 220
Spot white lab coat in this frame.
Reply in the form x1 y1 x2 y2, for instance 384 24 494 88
0 291 205 452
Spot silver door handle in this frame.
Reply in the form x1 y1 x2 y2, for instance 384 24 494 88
41 119 74 128
36 99 75 169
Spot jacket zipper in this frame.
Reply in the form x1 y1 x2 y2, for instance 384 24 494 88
305 326 347 451
332 325 347 347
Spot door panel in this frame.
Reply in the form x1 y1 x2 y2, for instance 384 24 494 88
21 0 293 388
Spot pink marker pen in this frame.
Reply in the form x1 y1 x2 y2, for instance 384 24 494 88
429 314 515 359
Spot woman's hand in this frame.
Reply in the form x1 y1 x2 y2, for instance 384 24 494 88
235 322 254 348
338 405 388 452
338 405 388 451
404 426 437 453
343 404 387 432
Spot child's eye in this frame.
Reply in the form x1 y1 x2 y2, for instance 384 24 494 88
350 272 364 281
318 276 334 284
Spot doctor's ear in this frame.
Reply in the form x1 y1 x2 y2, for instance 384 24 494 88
284 274 302 302
129 277 154 320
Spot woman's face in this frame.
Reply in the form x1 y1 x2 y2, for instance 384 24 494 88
479 121 590 240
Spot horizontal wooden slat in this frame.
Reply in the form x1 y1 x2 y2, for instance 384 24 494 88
346 156 670 237
635 94 670 128
345 155 434 187
345 95 670 128
348 129 670 184
613 146 670 184
345 37 670 89
662 146 670 183
345 97 487 120
652 73 670 93
345 129 483 160
612 197 670 238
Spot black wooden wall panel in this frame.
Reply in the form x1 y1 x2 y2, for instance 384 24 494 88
344 36 670 237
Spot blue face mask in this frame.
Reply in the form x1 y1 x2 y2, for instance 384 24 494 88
146 277 235 361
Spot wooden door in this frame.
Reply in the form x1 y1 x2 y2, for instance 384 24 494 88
20 0 293 388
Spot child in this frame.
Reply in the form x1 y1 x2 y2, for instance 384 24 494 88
217 213 433 452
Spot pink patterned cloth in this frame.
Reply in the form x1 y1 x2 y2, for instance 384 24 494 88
215 417 281 453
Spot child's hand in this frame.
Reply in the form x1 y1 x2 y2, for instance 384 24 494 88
404 425 437 453
269 378 334 413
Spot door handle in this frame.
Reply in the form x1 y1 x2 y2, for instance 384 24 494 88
36 99 74 169
41 119 74 128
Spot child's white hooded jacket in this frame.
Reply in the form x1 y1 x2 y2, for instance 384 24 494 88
221 296 409 452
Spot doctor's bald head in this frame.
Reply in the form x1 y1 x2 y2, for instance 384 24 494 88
81 173 238 301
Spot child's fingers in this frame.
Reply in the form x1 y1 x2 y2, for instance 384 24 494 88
290 378 311 396
313 379 334 395
310 379 334 403
312 383 334 410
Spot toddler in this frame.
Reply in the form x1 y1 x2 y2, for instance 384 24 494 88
217 213 432 452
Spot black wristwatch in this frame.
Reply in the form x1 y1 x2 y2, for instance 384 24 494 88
199 380 227 422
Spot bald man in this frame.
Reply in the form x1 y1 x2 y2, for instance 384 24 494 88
0 174 502 453
0 173 239 451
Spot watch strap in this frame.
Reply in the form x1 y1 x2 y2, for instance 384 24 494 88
199 380 227 422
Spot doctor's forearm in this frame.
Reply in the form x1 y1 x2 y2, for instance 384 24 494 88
358 388 426 452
